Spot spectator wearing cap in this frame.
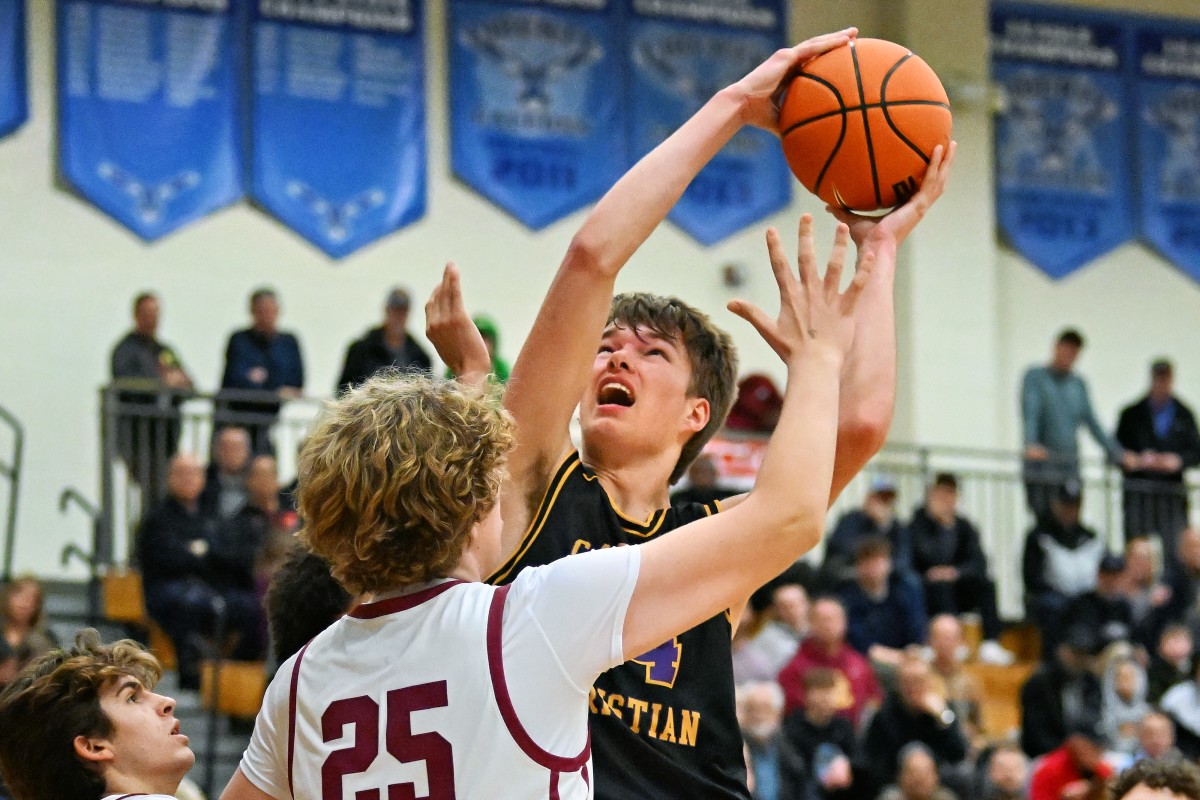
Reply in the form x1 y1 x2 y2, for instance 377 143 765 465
1027 717 1115 800
823 476 913 590
1116 359 1200 566
1020 626 1104 759
337 286 433 395
1022 481 1106 650
905 473 1012 664
219 287 305 453
1062 554 1135 651
1159 658 1200 759
839 537 928 667
1021 328 1134 522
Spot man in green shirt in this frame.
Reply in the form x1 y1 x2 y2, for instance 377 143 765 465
1021 328 1133 521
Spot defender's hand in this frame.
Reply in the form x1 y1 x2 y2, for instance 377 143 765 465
425 263 491 385
732 29 857 133
727 214 872 368
827 142 956 252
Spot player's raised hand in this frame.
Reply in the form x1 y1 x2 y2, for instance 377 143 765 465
425 262 491 386
728 214 872 367
734 29 857 133
826 140 957 251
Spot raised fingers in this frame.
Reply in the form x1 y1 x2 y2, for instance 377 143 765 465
794 214 820 289
765 227 798 300
823 223 850 298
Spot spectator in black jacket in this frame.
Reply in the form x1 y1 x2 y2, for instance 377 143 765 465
200 425 251 520
783 667 859 799
337 287 432 394
822 476 909 589
1019 625 1103 758
1062 553 1135 651
860 655 968 793
137 453 265 689
218 288 304 453
1022 481 1105 651
1116 359 1200 566
906 473 1010 663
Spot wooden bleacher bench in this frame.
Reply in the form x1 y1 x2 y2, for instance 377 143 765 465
963 661 1036 740
101 568 177 669
200 660 267 718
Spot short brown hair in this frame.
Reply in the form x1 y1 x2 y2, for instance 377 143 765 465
0 629 161 800
608 293 738 484
855 535 892 562
1109 758 1200 799
297 373 513 594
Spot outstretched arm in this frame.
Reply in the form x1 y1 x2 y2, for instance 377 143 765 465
501 31 857 550
623 216 872 658
823 141 956 501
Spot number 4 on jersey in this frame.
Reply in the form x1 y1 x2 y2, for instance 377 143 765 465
321 681 456 800
631 638 682 688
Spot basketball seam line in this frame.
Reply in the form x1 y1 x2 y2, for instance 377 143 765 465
795 72 848 199
879 54 936 167
781 100 950 137
850 42 883 209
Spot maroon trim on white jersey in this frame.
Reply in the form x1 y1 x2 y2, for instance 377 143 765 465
486 584 592 781
286 641 311 800
348 580 465 619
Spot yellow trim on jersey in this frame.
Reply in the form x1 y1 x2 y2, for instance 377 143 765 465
486 451 580 584
581 471 668 531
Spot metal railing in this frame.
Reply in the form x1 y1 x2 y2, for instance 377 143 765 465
0 404 24 582
96 385 1199 620
99 383 324 567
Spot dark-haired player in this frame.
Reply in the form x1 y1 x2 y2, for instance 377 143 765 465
0 630 192 800
429 30 956 800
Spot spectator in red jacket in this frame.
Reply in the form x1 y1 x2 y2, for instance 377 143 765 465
1029 720 1114 800
777 596 882 726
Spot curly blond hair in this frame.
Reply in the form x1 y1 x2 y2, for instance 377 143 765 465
297 373 513 595
0 629 162 800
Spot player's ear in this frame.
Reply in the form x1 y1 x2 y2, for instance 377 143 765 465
682 397 709 435
74 734 116 765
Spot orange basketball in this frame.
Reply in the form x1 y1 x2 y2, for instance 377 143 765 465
779 38 952 211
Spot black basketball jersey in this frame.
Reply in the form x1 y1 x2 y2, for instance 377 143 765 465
488 451 751 800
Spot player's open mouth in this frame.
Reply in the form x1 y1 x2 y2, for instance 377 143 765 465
171 720 185 737
597 382 635 408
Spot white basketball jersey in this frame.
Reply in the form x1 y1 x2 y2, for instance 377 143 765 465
240 547 639 800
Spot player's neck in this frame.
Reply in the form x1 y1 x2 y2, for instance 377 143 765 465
104 769 181 798
585 455 674 521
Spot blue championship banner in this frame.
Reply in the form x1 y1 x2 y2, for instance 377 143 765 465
57 0 242 239
625 0 789 246
449 0 624 230
991 5 1135 279
1133 23 1200 283
0 0 27 138
250 0 426 258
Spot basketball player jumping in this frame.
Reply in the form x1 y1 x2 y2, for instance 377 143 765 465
221 211 867 799
461 32 956 800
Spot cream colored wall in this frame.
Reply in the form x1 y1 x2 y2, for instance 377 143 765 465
1 0 1199 576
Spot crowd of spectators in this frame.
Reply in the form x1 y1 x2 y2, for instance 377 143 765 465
2 302 1198 800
